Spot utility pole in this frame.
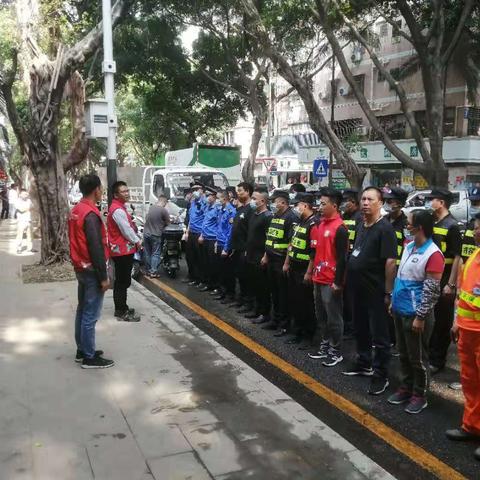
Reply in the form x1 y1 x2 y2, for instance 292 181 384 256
102 0 117 204
328 54 336 188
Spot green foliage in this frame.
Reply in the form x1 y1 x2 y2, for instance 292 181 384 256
108 10 246 164
0 4 18 71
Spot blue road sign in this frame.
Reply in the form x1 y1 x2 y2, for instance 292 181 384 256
313 158 329 178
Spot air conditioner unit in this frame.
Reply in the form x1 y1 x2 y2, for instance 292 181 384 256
356 126 369 136
338 86 350 96
351 51 362 63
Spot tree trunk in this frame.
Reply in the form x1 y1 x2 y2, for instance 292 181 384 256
27 60 70 263
242 115 263 184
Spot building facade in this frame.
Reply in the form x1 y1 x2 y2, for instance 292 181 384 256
225 18 480 189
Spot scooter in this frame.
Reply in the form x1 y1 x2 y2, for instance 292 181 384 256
160 222 184 278
131 210 144 280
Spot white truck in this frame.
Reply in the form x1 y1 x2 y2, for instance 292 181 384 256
403 189 472 224
165 143 241 186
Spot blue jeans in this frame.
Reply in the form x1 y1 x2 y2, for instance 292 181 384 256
75 271 104 359
144 233 163 274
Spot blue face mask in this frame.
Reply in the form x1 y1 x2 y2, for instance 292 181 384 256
250 200 257 209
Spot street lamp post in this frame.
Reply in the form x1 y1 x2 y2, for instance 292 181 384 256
102 0 117 204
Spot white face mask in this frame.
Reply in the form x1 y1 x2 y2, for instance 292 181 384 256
294 206 302 216
193 190 201 199
250 199 257 209
215 199 222 206
383 203 392 213
289 193 296 200
403 228 414 243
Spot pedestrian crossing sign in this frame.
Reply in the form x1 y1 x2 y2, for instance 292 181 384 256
313 158 329 178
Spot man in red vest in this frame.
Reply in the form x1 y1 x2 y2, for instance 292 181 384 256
307 188 349 367
107 181 141 322
68 174 114 369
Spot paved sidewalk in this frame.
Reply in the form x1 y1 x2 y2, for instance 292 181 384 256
0 221 395 480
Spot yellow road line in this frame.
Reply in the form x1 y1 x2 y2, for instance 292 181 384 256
151 278 465 480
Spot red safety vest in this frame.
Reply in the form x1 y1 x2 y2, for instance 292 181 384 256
68 198 109 271
107 199 137 257
457 248 480 331
310 214 346 285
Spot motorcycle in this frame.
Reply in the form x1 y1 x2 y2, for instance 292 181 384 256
131 209 144 280
160 219 184 278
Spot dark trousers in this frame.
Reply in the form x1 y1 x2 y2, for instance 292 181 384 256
218 249 235 296
351 282 391 379
288 265 316 339
202 239 219 288
395 312 434 397
267 255 290 327
429 292 456 369
232 250 251 301
186 232 203 282
248 261 271 316
343 286 354 335
112 254 134 314
0 200 8 219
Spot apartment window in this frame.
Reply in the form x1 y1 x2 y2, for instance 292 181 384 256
379 22 388 37
392 20 402 44
388 68 401 90
353 74 365 95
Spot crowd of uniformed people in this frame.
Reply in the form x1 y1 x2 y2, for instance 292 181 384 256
176 179 480 460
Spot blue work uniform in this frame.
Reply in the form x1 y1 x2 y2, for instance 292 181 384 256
188 197 206 234
201 203 220 240
216 202 236 251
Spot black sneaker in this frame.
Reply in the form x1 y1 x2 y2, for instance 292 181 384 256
75 349 104 363
342 363 374 376
368 377 389 395
308 341 330 360
322 350 343 367
116 310 141 322
81 357 115 369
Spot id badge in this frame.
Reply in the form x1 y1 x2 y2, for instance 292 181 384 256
352 248 361 257
473 287 480 296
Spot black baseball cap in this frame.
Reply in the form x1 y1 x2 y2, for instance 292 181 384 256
342 188 359 201
383 187 408 204
270 189 290 202
425 187 453 202
293 192 315 206
320 188 343 205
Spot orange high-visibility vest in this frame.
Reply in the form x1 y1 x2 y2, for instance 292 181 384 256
457 248 480 331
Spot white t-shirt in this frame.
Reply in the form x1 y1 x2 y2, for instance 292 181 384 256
8 189 18 204
15 198 32 223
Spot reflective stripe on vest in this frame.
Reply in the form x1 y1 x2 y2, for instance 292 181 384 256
457 248 480 328
457 307 480 321
265 216 290 253
288 220 312 262
433 225 453 262
459 290 480 309
461 230 476 260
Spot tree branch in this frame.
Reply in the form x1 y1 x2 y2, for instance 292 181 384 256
189 57 251 101
441 0 475 65
313 0 426 172
0 50 28 157
326 2 430 166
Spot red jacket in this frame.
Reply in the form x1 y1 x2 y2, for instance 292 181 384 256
107 199 137 257
310 214 346 285
68 199 109 271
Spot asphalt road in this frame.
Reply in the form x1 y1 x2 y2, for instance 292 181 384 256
138 261 477 480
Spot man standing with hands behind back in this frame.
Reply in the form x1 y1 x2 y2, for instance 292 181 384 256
107 181 141 322
343 187 397 396
68 174 114 369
